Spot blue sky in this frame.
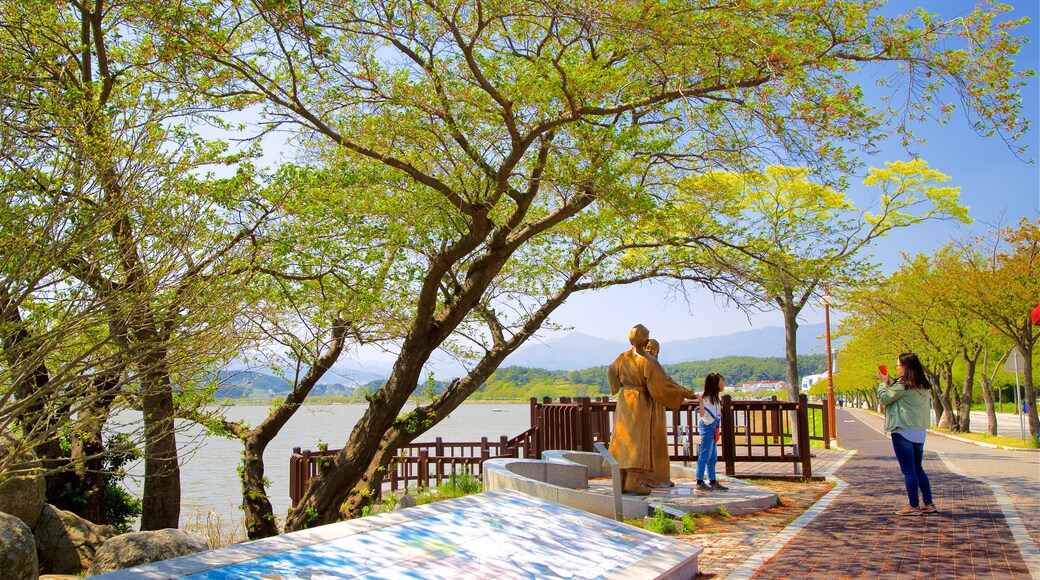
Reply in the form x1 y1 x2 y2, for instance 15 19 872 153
548 1 1040 344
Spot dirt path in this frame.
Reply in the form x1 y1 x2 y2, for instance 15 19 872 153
675 478 835 578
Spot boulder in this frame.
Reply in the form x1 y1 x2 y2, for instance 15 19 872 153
34 504 117 575
0 511 39 580
0 431 46 529
87 529 210 576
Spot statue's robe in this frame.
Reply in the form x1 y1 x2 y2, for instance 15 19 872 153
607 348 690 489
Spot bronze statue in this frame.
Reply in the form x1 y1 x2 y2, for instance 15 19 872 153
644 338 682 488
607 325 695 495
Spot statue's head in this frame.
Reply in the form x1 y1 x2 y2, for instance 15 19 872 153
629 324 649 348
646 338 660 357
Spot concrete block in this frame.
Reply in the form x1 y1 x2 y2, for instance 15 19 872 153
506 461 547 482
544 462 587 489
556 487 614 520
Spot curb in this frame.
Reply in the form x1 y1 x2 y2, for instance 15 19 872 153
926 429 1040 452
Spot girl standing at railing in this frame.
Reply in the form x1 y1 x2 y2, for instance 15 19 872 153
696 373 728 491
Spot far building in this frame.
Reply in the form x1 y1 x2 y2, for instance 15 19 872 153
736 380 787 395
802 353 839 393
800 373 829 392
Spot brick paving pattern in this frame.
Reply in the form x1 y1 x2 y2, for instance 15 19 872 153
751 414 1033 579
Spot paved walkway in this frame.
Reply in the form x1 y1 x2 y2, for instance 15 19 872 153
727 407 1039 579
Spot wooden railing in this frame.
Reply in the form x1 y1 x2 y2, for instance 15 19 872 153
722 394 824 478
289 436 529 508
289 394 827 507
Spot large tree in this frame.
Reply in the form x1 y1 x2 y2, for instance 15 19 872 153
953 219 1040 438
839 250 996 431
672 160 971 402
0 0 273 529
143 0 1032 530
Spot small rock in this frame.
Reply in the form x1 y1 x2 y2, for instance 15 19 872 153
394 495 418 510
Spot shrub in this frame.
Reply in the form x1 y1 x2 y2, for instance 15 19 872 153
437 473 481 498
644 509 676 535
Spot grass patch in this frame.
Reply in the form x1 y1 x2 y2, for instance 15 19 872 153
970 402 1037 414
361 473 483 518
644 509 678 535
630 508 723 537
931 428 1039 449
643 510 703 535
436 472 482 498
681 512 700 533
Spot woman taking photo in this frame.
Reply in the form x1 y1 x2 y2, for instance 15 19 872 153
878 353 937 516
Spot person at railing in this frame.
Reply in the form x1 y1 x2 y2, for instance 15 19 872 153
696 372 729 491
607 324 697 495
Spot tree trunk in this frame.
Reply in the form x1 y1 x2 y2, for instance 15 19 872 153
234 321 349 538
782 304 800 402
0 285 65 467
240 434 278 539
68 374 120 523
934 363 956 430
340 449 393 520
338 406 440 519
958 345 981 433
285 387 402 531
138 352 180 530
1022 347 1037 438
284 310 535 531
980 375 998 436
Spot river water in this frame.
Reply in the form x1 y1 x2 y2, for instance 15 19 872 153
120 403 533 532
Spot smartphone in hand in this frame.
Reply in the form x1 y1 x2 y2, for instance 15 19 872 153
878 364 888 376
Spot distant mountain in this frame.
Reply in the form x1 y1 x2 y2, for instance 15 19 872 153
216 370 291 398
214 366 388 399
320 367 387 385
503 323 829 370
501 333 626 371
214 324 833 388
660 323 829 364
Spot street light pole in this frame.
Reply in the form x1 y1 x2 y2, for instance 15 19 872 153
822 285 837 443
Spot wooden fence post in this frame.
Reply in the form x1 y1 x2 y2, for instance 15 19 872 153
722 395 735 476
580 397 592 452
821 401 831 450
797 394 813 477
418 449 429 489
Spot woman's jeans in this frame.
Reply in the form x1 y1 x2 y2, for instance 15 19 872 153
696 422 718 481
892 432 933 508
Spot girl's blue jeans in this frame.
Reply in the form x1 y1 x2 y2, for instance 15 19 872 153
891 432 933 508
696 422 718 481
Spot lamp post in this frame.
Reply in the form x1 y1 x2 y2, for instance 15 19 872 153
821 285 837 443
